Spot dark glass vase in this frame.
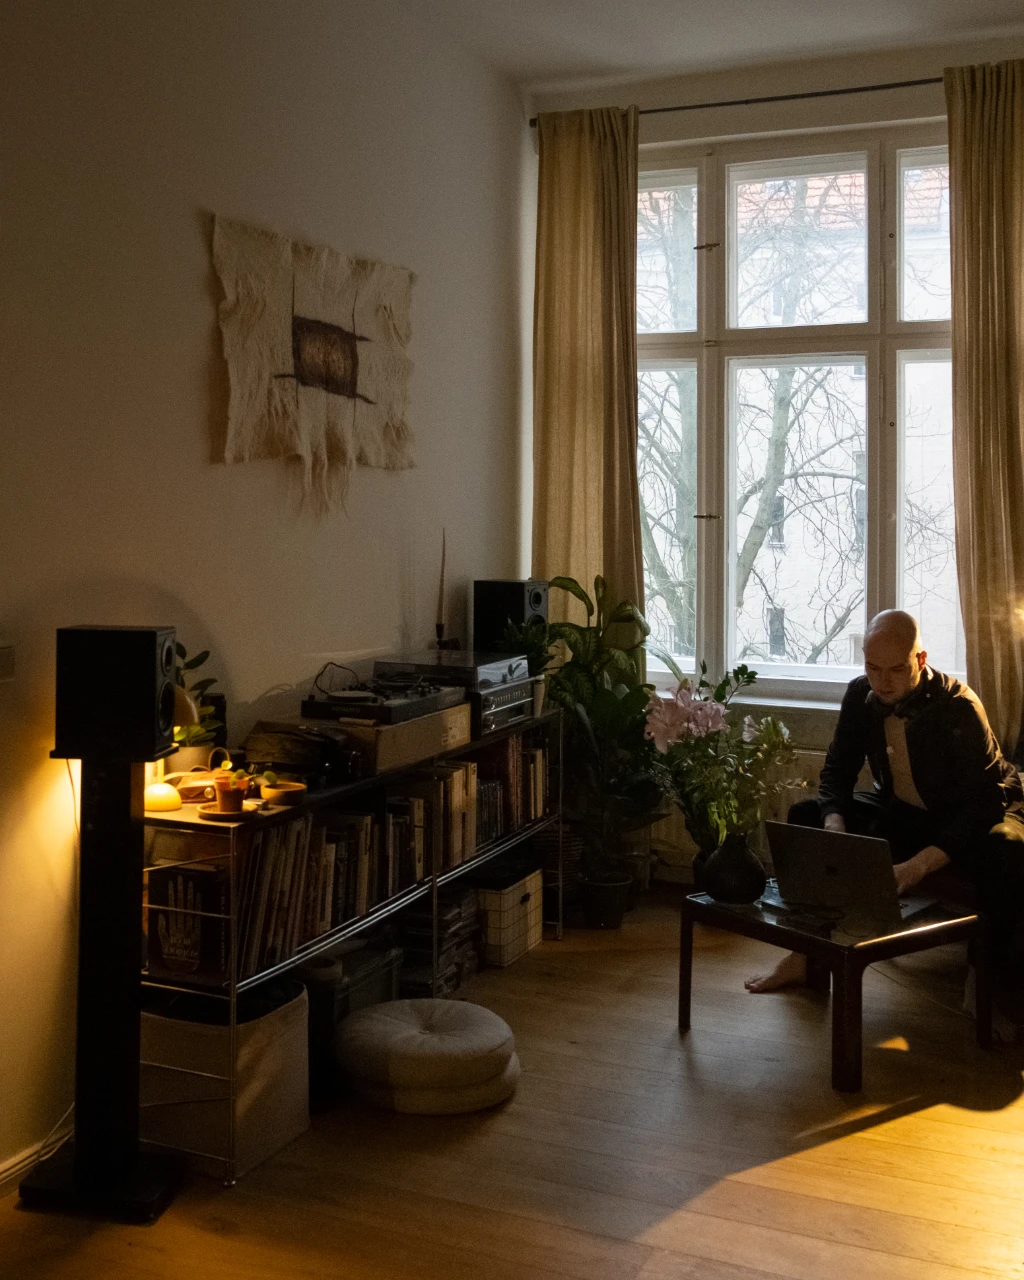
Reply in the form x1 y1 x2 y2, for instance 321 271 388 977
696 833 767 904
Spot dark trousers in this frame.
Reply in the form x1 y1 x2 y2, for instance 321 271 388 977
790 793 1024 977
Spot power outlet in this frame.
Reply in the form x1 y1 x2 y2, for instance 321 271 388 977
0 645 14 682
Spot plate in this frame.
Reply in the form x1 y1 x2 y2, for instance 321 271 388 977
197 801 261 823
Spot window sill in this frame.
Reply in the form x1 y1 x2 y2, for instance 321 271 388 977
647 664 849 706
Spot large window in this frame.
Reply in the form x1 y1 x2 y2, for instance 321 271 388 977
637 128 957 693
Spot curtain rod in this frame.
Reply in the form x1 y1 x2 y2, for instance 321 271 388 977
528 76 943 127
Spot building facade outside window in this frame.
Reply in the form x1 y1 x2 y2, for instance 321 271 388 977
637 124 960 698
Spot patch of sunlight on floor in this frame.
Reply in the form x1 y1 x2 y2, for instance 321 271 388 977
875 1035 911 1051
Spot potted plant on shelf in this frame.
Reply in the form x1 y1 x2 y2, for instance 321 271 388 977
258 770 307 806
645 663 799 903
212 766 252 814
167 644 224 773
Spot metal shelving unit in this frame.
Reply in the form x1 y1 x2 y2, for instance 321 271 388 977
139 710 563 1184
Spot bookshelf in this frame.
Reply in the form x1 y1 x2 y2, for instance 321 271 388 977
140 710 563 1183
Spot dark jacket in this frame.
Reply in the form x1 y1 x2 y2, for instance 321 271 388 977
819 667 1023 867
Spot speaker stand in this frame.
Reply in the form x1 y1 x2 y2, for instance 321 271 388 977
19 757 185 1222
18 1142 185 1224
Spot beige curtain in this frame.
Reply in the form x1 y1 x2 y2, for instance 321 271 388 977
945 61 1024 755
532 107 643 623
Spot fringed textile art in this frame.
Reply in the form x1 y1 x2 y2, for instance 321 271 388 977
213 215 415 511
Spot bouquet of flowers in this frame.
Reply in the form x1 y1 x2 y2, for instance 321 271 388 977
645 663 798 855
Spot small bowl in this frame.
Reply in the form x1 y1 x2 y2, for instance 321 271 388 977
260 781 307 805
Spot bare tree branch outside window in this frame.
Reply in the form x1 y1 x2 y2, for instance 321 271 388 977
636 148 960 674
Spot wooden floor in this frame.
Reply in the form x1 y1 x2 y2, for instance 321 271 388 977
5 886 1024 1279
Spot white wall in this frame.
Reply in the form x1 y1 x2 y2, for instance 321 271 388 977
0 0 525 1176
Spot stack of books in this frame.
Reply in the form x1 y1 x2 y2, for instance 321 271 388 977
398 887 481 998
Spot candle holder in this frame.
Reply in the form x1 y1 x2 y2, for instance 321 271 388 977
435 622 461 651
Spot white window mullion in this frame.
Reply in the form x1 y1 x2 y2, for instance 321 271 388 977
696 343 725 682
698 149 727 682
868 342 894 625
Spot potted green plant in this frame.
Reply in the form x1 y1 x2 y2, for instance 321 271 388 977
167 644 224 772
258 770 308 805
542 575 672 926
645 663 799 903
564 683 671 927
544 575 649 711
212 766 251 814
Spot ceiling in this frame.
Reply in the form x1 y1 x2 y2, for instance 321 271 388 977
405 0 1024 89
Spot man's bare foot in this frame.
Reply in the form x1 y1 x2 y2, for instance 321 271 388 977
745 951 807 993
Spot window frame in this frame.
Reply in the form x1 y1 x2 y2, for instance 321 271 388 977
638 121 951 701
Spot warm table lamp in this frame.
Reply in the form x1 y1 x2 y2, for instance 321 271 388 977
143 685 200 811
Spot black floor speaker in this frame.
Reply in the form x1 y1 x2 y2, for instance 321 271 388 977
473 580 548 652
54 625 178 761
22 626 186 1221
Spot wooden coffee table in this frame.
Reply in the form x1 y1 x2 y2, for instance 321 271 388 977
678 890 992 1091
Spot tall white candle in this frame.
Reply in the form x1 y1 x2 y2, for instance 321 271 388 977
436 528 446 628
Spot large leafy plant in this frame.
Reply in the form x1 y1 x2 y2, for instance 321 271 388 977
174 644 222 748
544 575 652 711
646 663 798 854
535 576 675 880
565 683 671 880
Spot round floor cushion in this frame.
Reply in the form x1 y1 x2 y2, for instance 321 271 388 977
351 1053 521 1115
336 999 516 1092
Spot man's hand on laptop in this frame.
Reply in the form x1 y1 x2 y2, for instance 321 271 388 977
823 812 846 833
892 844 951 893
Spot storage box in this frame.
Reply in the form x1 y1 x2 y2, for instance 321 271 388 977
300 946 403 1100
477 869 543 967
335 703 471 773
140 983 309 1178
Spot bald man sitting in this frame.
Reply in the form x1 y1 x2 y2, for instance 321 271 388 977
746 610 1024 998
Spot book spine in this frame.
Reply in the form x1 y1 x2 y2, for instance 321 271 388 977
411 797 425 881
356 822 370 917
465 761 478 858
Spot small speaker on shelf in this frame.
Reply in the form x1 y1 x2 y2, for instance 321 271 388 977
473 580 548 653
54 625 178 761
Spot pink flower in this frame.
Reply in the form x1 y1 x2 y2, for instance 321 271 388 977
645 684 728 752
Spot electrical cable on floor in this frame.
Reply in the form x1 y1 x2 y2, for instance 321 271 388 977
24 1102 76 1174
65 758 79 840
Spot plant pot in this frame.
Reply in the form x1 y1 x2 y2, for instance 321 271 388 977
165 745 216 774
213 777 247 813
698 833 767 904
578 875 632 930
261 781 308 806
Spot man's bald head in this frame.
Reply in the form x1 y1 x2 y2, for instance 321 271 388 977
862 610 927 704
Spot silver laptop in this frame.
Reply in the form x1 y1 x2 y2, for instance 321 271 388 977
764 822 936 936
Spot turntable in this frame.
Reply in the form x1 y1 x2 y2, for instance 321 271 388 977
301 666 466 725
